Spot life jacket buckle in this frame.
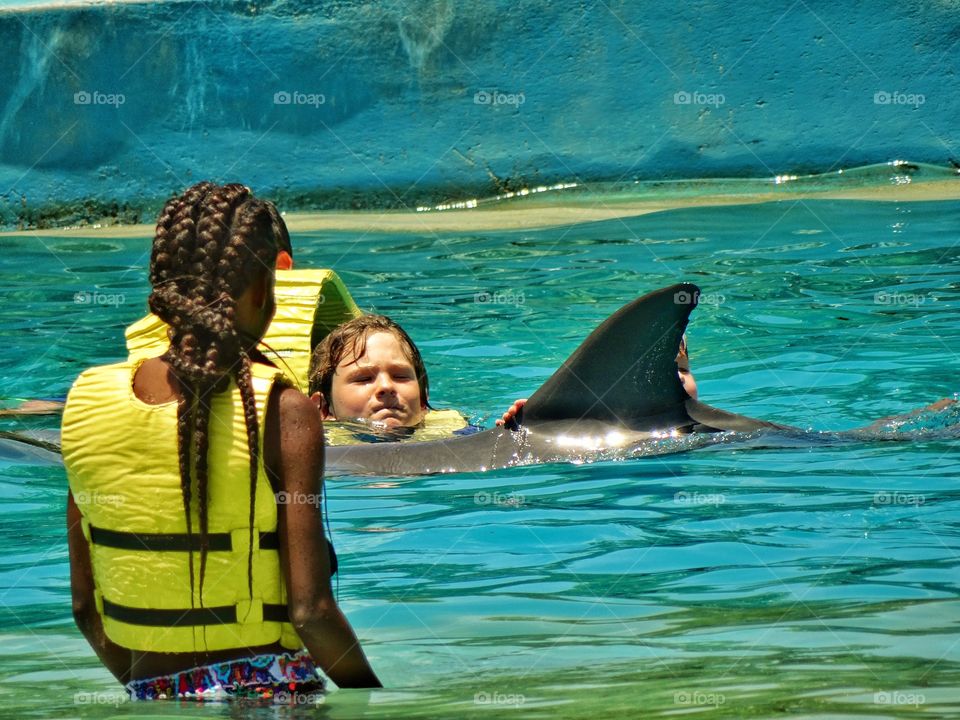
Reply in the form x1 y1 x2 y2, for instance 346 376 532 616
235 598 263 624
230 527 256 553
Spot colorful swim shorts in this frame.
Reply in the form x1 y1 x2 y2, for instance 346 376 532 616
126 649 325 701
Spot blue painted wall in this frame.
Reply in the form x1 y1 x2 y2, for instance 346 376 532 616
0 0 956 226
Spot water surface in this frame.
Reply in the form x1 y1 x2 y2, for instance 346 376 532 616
0 198 958 718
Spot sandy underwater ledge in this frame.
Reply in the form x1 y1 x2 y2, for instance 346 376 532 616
3 172 960 239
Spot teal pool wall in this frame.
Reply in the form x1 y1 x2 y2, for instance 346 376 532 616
0 0 956 226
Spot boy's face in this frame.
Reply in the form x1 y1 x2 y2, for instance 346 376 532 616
321 330 426 427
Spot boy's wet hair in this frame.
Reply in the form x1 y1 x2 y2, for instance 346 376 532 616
308 314 429 408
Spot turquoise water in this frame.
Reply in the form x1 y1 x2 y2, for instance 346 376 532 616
1 198 959 718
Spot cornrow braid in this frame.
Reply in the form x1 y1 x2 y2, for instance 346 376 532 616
175 383 197 606
235 356 260 595
148 181 284 607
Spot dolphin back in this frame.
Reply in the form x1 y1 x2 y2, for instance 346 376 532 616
684 399 794 433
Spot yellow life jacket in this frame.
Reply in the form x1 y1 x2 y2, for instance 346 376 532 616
125 269 363 392
62 360 302 653
323 408 471 445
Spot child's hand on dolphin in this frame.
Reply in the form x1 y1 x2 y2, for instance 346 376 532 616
496 398 527 429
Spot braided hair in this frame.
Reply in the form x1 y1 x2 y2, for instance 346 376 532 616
148 182 287 606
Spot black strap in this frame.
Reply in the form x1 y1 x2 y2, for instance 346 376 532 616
263 604 290 623
90 526 333 572
89 526 279 552
102 598 289 626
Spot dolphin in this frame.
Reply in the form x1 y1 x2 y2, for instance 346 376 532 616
3 283 952 476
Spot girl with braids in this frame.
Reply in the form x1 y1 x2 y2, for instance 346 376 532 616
63 182 381 698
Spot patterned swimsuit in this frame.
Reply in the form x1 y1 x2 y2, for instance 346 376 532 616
126 650 325 701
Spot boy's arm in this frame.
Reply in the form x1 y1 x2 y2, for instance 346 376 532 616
0 400 65 416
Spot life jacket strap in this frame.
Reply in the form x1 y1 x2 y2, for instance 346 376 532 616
88 525 279 552
89 525 337 574
101 598 290 626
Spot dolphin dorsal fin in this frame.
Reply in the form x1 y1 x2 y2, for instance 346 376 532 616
522 283 699 426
